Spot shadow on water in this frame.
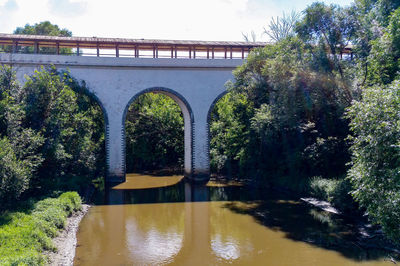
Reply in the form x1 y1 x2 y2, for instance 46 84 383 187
93 174 391 263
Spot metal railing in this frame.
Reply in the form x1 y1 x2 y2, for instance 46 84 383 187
0 33 268 59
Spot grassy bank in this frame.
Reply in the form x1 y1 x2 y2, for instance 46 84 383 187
0 192 82 265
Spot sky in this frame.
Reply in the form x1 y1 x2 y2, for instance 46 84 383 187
0 0 352 42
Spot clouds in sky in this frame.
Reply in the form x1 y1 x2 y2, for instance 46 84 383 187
48 0 87 17
0 0 19 30
0 0 352 41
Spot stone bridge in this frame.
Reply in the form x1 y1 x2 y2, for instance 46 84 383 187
0 34 265 182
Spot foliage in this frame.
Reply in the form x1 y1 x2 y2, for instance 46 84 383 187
309 176 356 213
0 65 104 201
210 37 351 182
210 90 253 176
21 67 105 192
0 66 44 205
296 2 357 80
0 137 30 202
264 11 301 42
14 21 72 37
0 192 82 266
11 21 72 54
346 81 400 242
125 93 184 172
366 7 400 85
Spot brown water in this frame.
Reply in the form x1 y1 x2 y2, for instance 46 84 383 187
74 174 392 266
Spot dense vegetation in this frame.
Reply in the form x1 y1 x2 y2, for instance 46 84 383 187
125 93 184 172
0 0 399 249
209 0 400 243
0 192 82 265
0 65 105 207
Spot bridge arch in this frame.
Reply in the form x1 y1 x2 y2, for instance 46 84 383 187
122 87 194 178
206 90 229 171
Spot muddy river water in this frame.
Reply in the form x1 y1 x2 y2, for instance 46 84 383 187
74 174 391 265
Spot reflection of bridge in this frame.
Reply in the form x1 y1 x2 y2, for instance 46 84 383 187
0 34 265 182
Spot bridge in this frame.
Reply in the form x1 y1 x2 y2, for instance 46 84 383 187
0 33 266 183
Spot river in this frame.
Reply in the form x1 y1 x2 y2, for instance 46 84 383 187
74 173 391 265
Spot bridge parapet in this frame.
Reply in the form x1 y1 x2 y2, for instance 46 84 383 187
0 33 267 59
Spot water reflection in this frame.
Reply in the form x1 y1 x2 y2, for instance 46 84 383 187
74 174 392 265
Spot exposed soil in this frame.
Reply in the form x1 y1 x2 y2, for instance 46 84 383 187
44 204 90 266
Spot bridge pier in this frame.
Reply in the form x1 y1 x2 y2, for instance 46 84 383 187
106 110 126 183
190 117 210 183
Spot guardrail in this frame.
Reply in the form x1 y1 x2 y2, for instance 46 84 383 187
0 33 268 59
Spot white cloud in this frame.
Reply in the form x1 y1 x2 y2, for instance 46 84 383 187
48 0 87 17
0 0 353 41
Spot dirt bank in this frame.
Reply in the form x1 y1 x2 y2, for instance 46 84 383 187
45 204 90 266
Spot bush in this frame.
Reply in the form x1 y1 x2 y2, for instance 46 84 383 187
0 192 82 265
0 137 30 204
346 80 400 242
309 176 357 214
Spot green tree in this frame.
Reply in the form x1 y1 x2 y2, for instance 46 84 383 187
210 37 350 185
366 7 400 85
125 93 184 172
0 66 43 204
296 2 356 81
346 81 400 242
13 21 72 54
21 67 104 191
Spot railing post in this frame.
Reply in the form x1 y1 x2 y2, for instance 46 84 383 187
224 47 227 59
212 47 214 59
189 46 191 59
230 47 232 59
116 44 119 57
76 43 80 56
174 45 177 58
12 41 17 53
241 48 244 59
34 42 39 54
56 42 60 55
97 43 100 57
193 46 196 59
207 47 209 59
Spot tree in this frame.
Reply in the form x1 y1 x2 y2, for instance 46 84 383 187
365 7 400 85
125 93 184 172
346 81 400 242
295 3 356 81
0 66 43 204
210 37 350 183
21 67 105 190
13 21 72 54
14 21 71 37
264 11 301 42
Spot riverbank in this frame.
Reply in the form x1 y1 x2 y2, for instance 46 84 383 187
45 204 90 266
0 192 83 265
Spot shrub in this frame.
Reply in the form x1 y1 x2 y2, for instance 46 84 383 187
309 176 357 214
0 137 30 204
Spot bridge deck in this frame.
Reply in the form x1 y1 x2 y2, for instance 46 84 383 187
0 33 267 59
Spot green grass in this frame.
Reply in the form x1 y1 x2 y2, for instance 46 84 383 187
0 192 82 266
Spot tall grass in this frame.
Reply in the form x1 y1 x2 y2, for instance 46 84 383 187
0 192 82 265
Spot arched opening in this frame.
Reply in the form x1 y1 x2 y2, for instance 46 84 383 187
123 88 193 184
207 90 254 182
